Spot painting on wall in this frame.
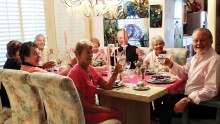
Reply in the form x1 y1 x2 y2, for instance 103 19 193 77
103 19 119 46
174 18 183 48
104 0 149 19
150 4 162 28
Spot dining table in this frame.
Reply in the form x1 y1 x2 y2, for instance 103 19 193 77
98 71 186 124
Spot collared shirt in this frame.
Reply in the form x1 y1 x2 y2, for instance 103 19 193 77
170 47 220 104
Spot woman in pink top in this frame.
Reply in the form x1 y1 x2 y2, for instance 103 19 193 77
68 40 122 124
19 41 76 75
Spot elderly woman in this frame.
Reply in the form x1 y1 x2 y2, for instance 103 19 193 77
68 40 122 124
4 40 22 70
91 37 106 66
19 41 76 75
143 35 174 72
34 34 56 70
2 40 22 108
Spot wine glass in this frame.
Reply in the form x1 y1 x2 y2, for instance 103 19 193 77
125 61 131 70
128 69 135 82
158 54 166 65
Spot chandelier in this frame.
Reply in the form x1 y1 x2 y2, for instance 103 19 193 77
60 0 122 17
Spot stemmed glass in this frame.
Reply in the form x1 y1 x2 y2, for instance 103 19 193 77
128 69 135 82
125 61 131 70
158 54 166 65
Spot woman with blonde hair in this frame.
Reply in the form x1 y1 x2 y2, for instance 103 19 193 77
68 39 122 124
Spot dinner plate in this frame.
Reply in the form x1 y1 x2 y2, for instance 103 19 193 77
133 85 150 91
147 78 176 84
112 82 125 88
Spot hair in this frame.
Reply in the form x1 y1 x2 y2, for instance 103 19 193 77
91 37 100 47
117 29 128 39
34 34 45 42
151 35 165 48
192 28 213 40
19 41 38 64
6 40 22 58
74 39 93 56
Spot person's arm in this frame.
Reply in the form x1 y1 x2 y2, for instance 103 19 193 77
98 63 122 90
58 58 77 76
188 58 220 104
163 57 189 80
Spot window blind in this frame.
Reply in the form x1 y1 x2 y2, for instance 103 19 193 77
0 0 46 67
54 0 86 60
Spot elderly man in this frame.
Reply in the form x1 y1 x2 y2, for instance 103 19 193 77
159 28 220 124
116 29 142 69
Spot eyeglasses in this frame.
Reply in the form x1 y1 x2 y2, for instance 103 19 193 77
192 38 209 43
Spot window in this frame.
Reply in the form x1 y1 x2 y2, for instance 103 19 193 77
0 0 46 67
54 0 87 60
117 18 147 46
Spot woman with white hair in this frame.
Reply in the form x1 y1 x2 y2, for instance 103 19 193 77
143 35 174 72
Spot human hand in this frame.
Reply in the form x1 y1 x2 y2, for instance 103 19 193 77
163 58 173 68
174 97 189 113
114 62 123 73
42 61 56 69
68 58 77 67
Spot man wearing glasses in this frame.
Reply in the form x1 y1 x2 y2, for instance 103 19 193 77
159 28 220 124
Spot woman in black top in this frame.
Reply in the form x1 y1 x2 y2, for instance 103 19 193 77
2 40 22 107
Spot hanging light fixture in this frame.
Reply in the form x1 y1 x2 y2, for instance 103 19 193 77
60 0 122 17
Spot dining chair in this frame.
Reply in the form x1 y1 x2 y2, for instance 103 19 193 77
181 94 220 124
171 94 220 124
26 72 85 124
0 69 46 124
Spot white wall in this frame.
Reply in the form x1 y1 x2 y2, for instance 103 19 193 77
207 0 216 49
91 16 105 47
148 0 175 48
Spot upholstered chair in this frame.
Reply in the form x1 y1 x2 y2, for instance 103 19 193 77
26 72 85 124
0 69 46 124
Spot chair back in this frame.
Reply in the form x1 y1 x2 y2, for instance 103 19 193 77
26 72 85 124
0 69 46 124
139 47 190 65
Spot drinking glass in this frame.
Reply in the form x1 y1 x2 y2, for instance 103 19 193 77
125 61 131 70
128 69 135 81
158 54 166 65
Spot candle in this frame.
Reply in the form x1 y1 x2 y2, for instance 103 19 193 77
116 43 119 55
64 30 67 45
123 28 126 46
114 46 116 66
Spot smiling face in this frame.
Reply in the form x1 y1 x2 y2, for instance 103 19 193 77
192 29 212 54
24 47 41 66
117 30 128 46
153 40 164 54
75 41 93 67
77 46 93 66
35 35 45 51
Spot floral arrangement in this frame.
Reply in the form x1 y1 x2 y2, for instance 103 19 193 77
185 0 201 13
